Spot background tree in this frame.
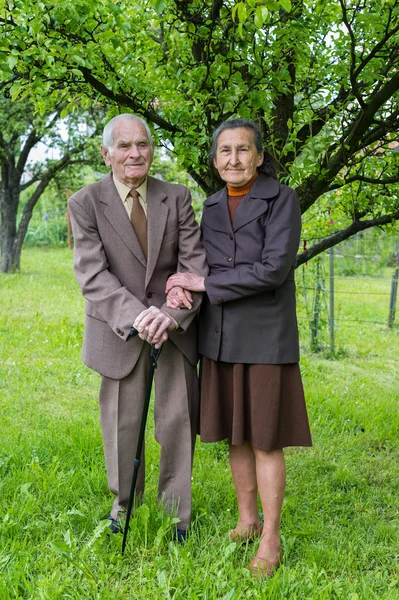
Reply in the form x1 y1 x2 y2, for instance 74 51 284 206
1 0 398 264
0 98 103 272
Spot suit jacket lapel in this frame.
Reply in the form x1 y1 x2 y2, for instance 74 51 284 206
232 175 280 232
232 196 269 232
202 188 233 234
145 176 169 287
101 172 147 267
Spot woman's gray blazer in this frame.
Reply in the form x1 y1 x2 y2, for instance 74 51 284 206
198 173 301 364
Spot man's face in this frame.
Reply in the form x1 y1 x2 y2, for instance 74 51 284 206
101 118 154 188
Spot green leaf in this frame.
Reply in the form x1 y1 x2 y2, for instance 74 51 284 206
221 591 236 600
63 528 74 548
265 0 280 10
136 503 150 527
7 55 18 70
237 2 247 23
110 36 122 49
73 55 86 67
279 0 292 11
9 82 22 101
254 6 269 28
232 2 246 23
154 0 165 15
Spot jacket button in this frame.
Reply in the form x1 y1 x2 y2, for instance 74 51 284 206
226 257 233 262
217 297 223 305
116 328 123 336
228 234 233 240
146 292 153 298
215 326 220 333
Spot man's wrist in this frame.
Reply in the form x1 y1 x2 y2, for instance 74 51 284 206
170 316 179 330
165 312 179 331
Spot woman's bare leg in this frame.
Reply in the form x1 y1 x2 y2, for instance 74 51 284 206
229 442 262 535
253 447 285 563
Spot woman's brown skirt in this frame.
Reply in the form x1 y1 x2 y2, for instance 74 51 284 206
200 357 312 452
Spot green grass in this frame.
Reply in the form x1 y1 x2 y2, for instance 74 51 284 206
1 247 399 599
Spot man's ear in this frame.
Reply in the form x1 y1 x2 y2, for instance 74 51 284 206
100 145 111 167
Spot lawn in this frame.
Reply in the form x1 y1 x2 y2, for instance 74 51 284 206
1 247 399 599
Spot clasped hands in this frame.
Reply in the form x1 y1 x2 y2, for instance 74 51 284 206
132 273 205 349
133 306 175 349
165 272 206 308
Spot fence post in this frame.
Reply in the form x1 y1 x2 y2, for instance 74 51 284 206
388 233 399 328
329 245 335 353
66 188 72 251
311 256 323 351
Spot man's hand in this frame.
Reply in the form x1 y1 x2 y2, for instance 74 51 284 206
133 306 177 348
166 286 193 309
165 272 206 294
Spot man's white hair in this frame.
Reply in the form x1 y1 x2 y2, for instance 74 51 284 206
102 114 153 155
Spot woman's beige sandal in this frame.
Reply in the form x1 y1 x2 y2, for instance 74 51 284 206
248 550 282 577
228 523 263 543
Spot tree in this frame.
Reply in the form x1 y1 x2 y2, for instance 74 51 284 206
1 0 398 264
0 98 103 272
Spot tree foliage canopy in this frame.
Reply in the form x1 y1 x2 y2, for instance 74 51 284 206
1 0 399 261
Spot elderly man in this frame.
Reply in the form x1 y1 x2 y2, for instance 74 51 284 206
68 114 207 541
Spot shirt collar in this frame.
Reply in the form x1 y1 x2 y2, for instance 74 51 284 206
112 174 148 205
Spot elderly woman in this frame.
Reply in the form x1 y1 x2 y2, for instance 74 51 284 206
166 119 311 577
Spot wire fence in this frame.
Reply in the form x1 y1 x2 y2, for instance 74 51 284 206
297 231 399 353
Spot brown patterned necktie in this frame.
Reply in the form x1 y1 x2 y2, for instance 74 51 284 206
130 189 147 258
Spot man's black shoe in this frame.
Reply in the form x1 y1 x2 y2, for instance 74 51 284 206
174 528 188 544
107 516 122 534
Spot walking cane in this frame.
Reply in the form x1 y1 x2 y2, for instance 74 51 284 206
121 327 161 555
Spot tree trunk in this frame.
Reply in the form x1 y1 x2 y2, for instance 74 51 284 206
0 175 22 273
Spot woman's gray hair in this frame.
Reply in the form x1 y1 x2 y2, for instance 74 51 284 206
209 118 276 179
102 114 153 154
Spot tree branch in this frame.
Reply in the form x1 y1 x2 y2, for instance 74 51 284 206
294 86 349 153
210 0 224 21
354 20 399 80
347 71 399 150
298 70 399 212
15 128 40 179
79 66 182 135
296 210 399 267
339 0 366 107
329 174 399 190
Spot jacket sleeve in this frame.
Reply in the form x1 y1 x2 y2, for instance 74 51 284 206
161 186 208 331
204 189 301 306
69 194 147 340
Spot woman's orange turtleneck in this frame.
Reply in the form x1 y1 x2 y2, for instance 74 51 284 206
227 172 258 222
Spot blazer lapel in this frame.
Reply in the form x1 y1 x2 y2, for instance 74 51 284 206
202 188 233 234
101 173 147 267
232 196 269 232
145 176 169 287
233 175 280 232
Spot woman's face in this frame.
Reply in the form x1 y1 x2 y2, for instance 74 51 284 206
213 127 264 188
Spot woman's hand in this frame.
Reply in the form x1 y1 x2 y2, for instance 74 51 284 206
166 286 193 309
166 273 206 293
